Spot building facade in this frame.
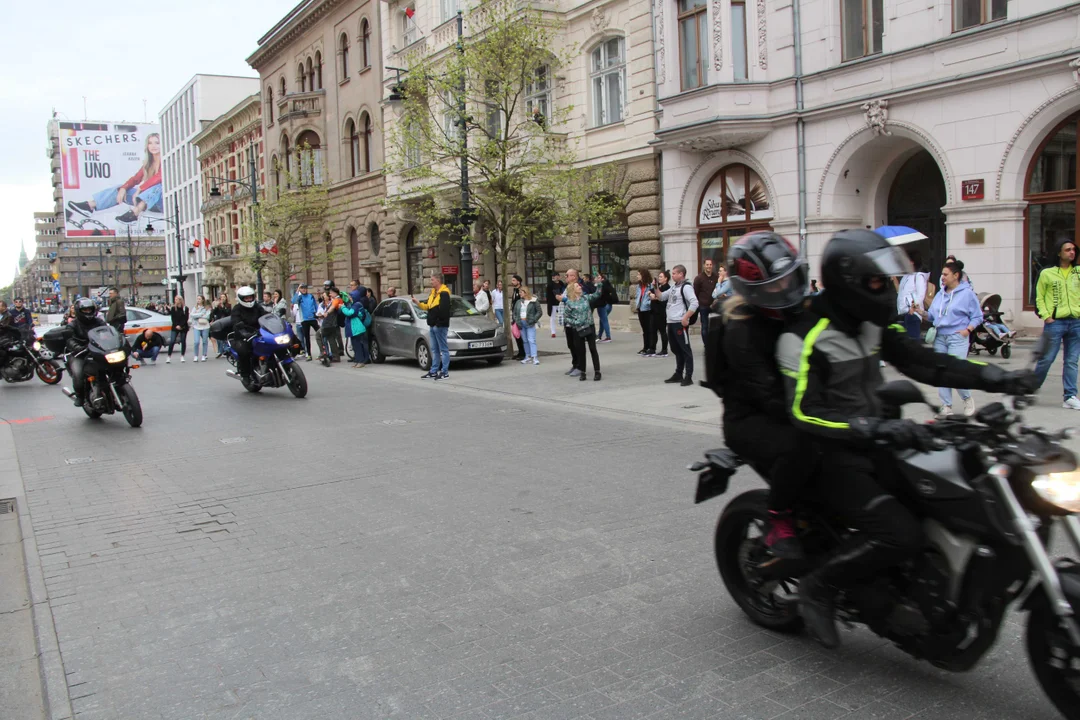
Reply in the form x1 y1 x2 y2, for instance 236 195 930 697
247 0 390 296
378 0 661 319
192 94 266 296
160 75 262 301
654 0 1080 327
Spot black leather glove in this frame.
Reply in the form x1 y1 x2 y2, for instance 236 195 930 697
978 364 1038 396
851 417 935 452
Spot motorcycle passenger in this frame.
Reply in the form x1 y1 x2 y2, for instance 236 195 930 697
10 298 34 342
231 286 268 384
775 229 1037 649
67 298 108 407
720 233 813 561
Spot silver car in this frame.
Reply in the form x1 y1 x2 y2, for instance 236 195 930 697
369 296 507 370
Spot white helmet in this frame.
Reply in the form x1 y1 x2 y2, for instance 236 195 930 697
237 286 256 308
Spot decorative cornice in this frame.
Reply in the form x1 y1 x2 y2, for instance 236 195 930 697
248 0 342 69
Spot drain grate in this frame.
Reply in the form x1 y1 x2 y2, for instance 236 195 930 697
65 457 94 465
0 499 14 514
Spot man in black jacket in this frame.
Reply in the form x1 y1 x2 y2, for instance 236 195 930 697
231 286 268 382
131 329 165 365
67 298 107 406
545 272 565 338
776 229 1036 649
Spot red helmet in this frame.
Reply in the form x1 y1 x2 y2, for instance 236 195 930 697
726 232 807 310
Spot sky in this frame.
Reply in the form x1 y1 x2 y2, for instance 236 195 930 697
0 0 304 287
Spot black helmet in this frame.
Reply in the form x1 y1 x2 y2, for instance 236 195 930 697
75 298 98 325
821 229 913 327
727 232 807 310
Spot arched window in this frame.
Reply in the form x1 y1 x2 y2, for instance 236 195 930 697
272 155 280 197
406 227 423 294
361 112 372 173
295 130 323 186
281 134 291 185
314 51 323 89
346 119 359 178
266 88 274 124
1025 111 1079 307
402 7 418 47
348 226 360 281
370 222 381 257
280 76 286 97
324 231 334 281
696 164 773 269
306 58 314 91
361 19 371 68
340 33 350 78
298 63 306 92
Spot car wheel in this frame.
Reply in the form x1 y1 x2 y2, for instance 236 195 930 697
370 336 385 364
416 340 431 372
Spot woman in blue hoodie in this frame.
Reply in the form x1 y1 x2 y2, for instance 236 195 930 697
341 289 371 368
928 258 983 416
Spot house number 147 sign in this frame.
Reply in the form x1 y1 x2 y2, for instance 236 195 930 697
961 179 984 201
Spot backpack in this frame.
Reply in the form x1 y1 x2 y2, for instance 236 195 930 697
680 284 699 326
360 306 373 329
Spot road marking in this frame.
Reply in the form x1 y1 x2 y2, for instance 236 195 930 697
0 416 55 425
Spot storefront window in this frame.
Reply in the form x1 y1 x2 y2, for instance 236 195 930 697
588 240 630 302
1025 113 1080 308
697 164 773 268
524 245 554 293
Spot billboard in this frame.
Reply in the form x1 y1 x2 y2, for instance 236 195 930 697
58 122 164 238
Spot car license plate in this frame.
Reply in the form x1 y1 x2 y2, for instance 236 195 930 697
468 340 494 349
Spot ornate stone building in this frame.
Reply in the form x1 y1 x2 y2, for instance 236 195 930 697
247 0 392 297
193 93 265 296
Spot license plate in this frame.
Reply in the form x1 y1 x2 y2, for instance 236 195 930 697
468 340 494 349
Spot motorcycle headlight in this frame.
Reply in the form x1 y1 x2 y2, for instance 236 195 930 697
275 334 291 345
33 341 41 351
1032 472 1080 513
104 350 127 364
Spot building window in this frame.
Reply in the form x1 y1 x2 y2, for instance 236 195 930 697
678 0 708 90
361 19 371 68
732 0 748 81
370 222 381 257
280 77 286 97
524 241 554 294
346 119 359 177
402 7 419 47
841 0 883 61
405 227 423 294
267 88 274 124
590 38 625 127
696 164 774 268
1025 112 1079 308
526 66 551 126
298 63 306 92
954 0 1006 31
362 113 373 172
589 233 630 303
441 0 458 23
314 52 323 89
295 130 323 186
484 80 502 139
340 33 349 78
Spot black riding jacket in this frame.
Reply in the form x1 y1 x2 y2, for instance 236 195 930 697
68 317 107 353
231 303 268 337
721 309 788 425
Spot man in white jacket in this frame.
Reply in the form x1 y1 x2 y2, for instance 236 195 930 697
472 281 491 317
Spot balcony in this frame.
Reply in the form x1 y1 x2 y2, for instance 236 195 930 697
208 244 239 262
276 90 324 124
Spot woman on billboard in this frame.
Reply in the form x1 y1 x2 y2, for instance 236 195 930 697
66 133 163 224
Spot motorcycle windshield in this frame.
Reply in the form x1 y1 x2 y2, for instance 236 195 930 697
258 315 286 335
87 325 124 355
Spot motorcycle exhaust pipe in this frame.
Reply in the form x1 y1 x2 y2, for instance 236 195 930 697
225 371 240 380
60 387 75 399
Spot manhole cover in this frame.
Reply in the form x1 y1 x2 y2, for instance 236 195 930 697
0 499 14 514
65 457 94 465
219 437 248 444
382 419 408 426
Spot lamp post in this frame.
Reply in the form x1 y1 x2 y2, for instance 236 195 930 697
455 10 474 302
145 197 190 300
209 138 262 295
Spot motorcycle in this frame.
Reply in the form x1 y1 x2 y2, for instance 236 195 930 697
220 315 308 398
0 327 63 385
57 325 142 427
694 338 1080 719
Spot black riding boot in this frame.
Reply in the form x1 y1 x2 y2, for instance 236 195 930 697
800 538 891 649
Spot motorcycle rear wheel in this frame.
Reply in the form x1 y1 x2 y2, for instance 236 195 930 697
715 490 803 633
119 384 142 428
285 363 308 398
36 360 62 385
1026 594 1080 720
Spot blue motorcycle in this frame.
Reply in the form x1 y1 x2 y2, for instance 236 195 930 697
215 315 308 398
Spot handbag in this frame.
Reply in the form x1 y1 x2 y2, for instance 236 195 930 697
511 322 521 339
924 326 937 345
577 324 596 339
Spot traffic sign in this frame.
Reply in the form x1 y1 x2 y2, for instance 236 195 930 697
52 280 61 293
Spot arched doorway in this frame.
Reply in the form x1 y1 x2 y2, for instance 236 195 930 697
1024 111 1078 308
887 150 947 274
697 164 773 269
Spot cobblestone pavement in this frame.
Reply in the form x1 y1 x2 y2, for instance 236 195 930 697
1 334 1072 719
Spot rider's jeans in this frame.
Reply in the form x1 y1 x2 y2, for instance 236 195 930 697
1035 317 1080 401
933 332 972 408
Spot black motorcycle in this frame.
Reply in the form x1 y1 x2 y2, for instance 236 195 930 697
694 342 1080 719
57 325 143 427
0 327 62 385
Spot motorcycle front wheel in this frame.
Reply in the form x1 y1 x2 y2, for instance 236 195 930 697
715 490 803 633
119 384 142 428
1027 594 1080 720
285 363 308 398
36 360 62 385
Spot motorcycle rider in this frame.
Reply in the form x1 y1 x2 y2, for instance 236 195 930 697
718 233 813 561
230 286 268 384
67 298 108 407
10 298 34 342
775 229 1037 649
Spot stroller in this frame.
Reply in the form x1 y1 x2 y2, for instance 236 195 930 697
968 292 1016 359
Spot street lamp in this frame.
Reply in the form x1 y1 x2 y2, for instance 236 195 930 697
145 196 186 301
207 138 262 295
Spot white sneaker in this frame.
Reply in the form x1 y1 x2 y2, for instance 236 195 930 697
938 405 953 418
963 397 976 417
1064 397 1080 410
181 356 186 363
166 357 171 364
202 356 208 362
532 358 540 366
193 357 199 363
521 358 531 364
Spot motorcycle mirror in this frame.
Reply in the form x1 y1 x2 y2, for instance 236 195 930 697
876 380 930 408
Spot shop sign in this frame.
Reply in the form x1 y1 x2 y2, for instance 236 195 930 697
961 179 984 201
441 265 459 275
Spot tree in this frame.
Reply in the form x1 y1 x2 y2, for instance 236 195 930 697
383 0 623 353
247 144 334 293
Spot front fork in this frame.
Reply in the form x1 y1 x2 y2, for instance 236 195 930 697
991 471 1080 647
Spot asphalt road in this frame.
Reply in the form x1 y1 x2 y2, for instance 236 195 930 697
0 334 1073 720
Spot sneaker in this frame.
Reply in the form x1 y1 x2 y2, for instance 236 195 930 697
421 371 437 379
115 210 139 224
440 372 449 380
305 354 312 362
202 356 208 362
180 356 185 363
521 358 531 364
962 397 975 417
664 373 683 384
938 405 953 418
564 368 575 376
67 200 92 218
594 371 601 381
637 350 648 356
193 357 199 363
599 338 612 343
532 358 540 365
764 510 805 561
166 357 171 364
644 353 656 358
569 368 582 377
551 333 556 338
656 352 669 358
680 377 694 387
1064 396 1080 410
